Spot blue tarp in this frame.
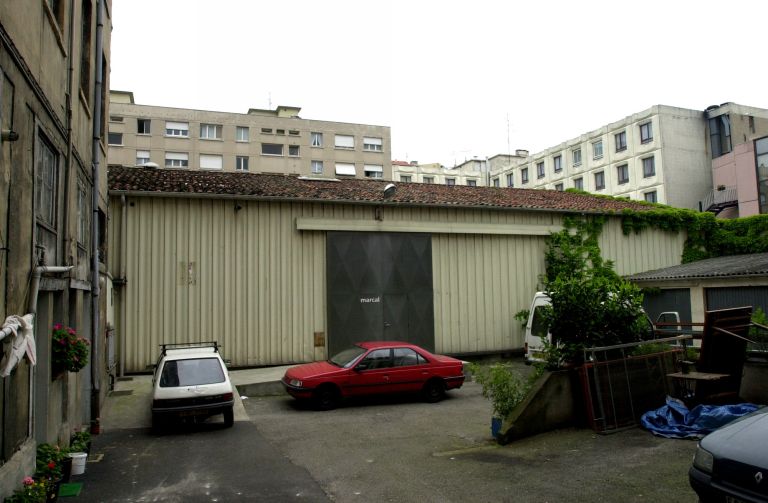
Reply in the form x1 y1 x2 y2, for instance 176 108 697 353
641 396 760 439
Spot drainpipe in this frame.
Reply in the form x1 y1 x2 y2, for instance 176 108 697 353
90 0 104 431
28 264 72 441
28 266 75 315
63 0 76 263
119 195 127 377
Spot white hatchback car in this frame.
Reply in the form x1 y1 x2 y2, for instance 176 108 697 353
151 342 235 429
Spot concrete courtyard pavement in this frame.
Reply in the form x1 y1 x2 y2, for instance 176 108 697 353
70 362 700 502
244 380 700 503
69 366 327 502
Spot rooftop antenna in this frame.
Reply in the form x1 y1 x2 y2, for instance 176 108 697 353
507 113 511 156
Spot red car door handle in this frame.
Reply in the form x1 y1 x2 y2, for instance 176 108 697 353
383 375 389 381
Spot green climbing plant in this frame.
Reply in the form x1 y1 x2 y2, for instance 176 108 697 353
541 216 647 364
619 208 768 263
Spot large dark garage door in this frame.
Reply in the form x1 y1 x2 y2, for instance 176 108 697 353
642 288 692 323
706 286 768 314
327 232 434 355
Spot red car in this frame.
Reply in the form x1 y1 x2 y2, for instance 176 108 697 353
282 341 465 410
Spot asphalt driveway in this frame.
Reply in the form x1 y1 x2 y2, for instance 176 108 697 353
243 380 700 503
68 363 700 502
67 422 330 502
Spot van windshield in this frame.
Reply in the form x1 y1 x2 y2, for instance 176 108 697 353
531 307 549 339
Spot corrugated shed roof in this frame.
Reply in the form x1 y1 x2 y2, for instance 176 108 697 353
626 253 768 281
108 166 658 214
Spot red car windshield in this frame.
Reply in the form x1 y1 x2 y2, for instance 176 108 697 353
328 345 367 368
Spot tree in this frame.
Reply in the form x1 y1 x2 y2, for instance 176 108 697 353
541 217 647 363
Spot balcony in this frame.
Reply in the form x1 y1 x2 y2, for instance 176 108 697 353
699 185 738 214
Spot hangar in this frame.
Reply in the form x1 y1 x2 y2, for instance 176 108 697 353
108 166 686 372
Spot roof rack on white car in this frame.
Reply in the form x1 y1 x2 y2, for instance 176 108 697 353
159 341 220 356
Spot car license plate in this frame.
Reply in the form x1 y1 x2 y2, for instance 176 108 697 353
179 410 203 417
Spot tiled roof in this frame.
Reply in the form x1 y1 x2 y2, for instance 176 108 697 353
626 253 768 281
108 166 658 214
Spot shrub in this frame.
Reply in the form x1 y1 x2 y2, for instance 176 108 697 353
469 362 543 419
749 307 768 352
541 218 647 363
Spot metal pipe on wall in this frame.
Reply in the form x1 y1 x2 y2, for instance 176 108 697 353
90 0 104 428
119 195 127 378
27 266 75 315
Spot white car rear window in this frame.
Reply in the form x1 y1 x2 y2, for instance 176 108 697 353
160 357 225 387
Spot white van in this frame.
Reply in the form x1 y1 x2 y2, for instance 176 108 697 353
523 292 553 363
523 292 680 363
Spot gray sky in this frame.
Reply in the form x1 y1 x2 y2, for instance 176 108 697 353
110 0 768 167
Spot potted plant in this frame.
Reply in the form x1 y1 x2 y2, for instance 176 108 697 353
469 362 536 438
4 476 48 502
34 443 68 501
69 430 91 454
51 324 90 375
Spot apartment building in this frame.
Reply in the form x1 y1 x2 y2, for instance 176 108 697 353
490 104 768 214
0 1 113 497
490 105 712 209
393 103 768 216
707 103 768 217
395 153 529 186
394 160 482 186
108 91 392 180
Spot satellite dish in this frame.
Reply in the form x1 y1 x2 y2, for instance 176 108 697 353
383 183 396 199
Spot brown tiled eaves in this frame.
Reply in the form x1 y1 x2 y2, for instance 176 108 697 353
626 253 768 281
108 166 658 214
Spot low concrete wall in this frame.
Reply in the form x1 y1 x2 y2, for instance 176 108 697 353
742 359 768 405
0 439 36 501
497 370 578 445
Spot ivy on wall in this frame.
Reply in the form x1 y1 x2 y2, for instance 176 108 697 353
619 207 768 263
542 215 647 363
544 215 611 284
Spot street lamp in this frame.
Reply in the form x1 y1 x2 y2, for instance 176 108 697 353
376 183 397 221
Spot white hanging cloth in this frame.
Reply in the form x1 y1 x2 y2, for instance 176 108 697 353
0 314 36 377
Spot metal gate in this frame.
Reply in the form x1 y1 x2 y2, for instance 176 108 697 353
580 338 685 433
326 232 434 355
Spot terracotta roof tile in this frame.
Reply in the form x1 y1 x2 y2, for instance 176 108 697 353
108 166 658 214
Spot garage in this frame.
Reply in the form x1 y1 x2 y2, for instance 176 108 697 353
706 286 768 313
627 253 768 324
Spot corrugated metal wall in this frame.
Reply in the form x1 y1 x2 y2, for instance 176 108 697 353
599 219 686 276
109 197 686 371
112 198 329 371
